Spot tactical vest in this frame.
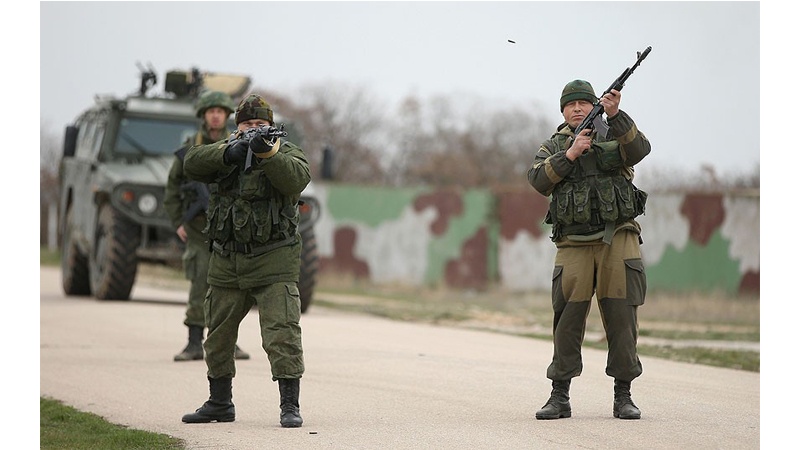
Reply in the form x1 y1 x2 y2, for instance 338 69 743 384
544 133 647 243
204 166 300 257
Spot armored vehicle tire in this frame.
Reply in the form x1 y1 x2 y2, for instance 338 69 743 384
61 205 91 296
299 225 319 314
89 204 141 300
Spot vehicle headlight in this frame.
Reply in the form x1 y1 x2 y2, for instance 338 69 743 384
138 193 158 215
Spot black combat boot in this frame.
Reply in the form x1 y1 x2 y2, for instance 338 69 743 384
535 380 572 420
278 378 303 428
174 325 204 361
182 376 235 423
613 379 641 419
234 344 251 360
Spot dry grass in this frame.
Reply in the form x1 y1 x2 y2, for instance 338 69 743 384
312 272 760 372
315 272 759 328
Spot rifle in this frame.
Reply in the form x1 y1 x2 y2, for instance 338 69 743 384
574 46 651 148
180 181 210 224
243 124 289 173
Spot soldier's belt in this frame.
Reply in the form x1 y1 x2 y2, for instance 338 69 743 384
212 237 296 257
560 220 619 245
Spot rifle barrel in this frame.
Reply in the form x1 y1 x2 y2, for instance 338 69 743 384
572 46 651 149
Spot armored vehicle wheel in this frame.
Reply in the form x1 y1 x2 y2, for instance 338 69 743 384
89 204 141 300
61 205 91 296
299 225 319 314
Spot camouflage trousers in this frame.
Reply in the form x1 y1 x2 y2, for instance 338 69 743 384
203 282 304 380
546 230 646 382
181 236 210 328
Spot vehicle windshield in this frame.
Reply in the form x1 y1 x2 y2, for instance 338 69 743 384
115 116 199 156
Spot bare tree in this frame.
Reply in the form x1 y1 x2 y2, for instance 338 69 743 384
392 94 555 188
257 82 390 184
385 95 427 186
233 82 759 191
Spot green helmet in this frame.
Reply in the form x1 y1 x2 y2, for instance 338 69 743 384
235 94 274 124
195 90 235 118
560 80 597 111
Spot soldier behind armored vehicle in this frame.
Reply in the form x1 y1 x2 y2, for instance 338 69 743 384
163 90 250 362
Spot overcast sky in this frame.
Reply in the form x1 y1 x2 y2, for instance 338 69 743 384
39 1 763 176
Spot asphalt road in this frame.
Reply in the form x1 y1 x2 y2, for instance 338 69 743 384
40 266 760 449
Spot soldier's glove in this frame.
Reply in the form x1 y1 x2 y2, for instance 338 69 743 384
249 127 281 159
223 137 249 166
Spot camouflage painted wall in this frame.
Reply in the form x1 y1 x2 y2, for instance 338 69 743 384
314 184 759 295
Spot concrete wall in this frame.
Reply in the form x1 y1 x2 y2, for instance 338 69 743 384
314 183 759 295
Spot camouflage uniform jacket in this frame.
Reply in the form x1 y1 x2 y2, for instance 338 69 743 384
527 110 651 246
183 134 311 289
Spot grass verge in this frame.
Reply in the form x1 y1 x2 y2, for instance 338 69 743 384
40 397 184 449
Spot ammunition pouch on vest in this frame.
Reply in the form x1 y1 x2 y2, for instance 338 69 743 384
204 168 300 256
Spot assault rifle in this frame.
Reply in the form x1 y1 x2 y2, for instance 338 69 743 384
574 46 651 148
242 124 288 173
180 181 210 224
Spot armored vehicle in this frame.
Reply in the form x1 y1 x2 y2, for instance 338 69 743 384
59 67 320 312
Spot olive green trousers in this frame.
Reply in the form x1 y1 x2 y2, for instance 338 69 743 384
546 230 646 382
203 282 304 380
181 235 210 328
